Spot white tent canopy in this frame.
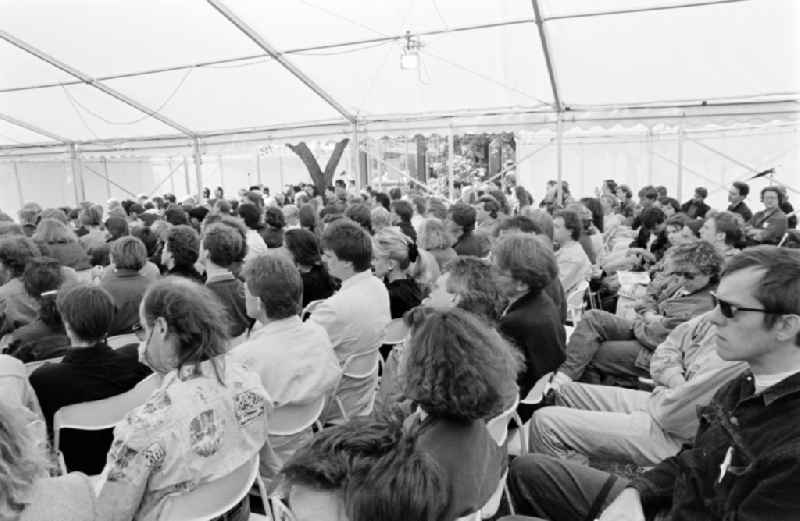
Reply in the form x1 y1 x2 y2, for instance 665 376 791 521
0 0 798 211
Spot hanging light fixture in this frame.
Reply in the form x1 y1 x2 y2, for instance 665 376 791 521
400 30 421 70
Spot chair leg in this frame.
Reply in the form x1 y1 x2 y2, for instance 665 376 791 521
504 482 516 515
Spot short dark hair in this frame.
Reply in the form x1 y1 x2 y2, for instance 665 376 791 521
165 225 200 269
243 254 302 319
723 246 800 344
79 205 103 227
494 216 542 237
639 185 658 200
346 436 447 521
641 207 666 231
374 192 391 211
105 216 129 241
345 203 372 234
131 226 159 258
321 219 373 272
389 187 402 201
694 187 708 199
666 213 693 230
554 209 582 241
494 232 557 292
0 237 40 277
284 228 323 267
281 417 401 491
658 197 680 213
522 209 554 241
760 186 784 205
402 307 520 420
237 203 262 230
57 284 115 343
391 200 414 223
164 207 189 226
299 204 317 232
732 181 750 198
23 257 63 299
617 184 632 199
710 211 744 247
110 236 147 271
203 223 242 268
450 202 476 232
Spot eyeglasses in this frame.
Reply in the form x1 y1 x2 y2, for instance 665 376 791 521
710 292 772 319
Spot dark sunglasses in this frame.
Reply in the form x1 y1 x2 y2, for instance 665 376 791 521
669 271 700 280
711 292 771 319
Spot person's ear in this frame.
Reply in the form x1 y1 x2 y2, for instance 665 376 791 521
154 316 169 337
775 314 800 344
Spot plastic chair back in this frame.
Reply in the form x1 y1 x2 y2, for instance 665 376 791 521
107 333 139 349
268 395 326 437
486 397 519 446
382 318 408 345
566 279 589 324
53 373 160 453
342 349 380 379
159 454 264 521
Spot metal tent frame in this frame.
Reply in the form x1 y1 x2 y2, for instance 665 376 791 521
0 0 797 200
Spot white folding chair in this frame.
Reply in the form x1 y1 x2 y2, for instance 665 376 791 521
301 299 324 320
565 279 590 325
53 373 161 473
159 454 269 521
331 349 381 424
268 395 326 437
107 332 139 349
382 318 408 346
485 397 523 517
24 356 63 375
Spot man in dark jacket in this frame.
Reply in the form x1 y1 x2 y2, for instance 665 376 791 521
727 181 753 222
680 186 711 219
502 246 800 521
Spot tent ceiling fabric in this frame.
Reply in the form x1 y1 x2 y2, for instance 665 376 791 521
0 0 797 154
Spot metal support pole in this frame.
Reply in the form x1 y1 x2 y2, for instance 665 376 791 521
69 143 82 205
102 156 111 199
647 128 654 186
169 158 177 194
351 124 360 190
12 161 24 210
447 126 455 201
192 139 203 199
218 155 225 192
256 153 262 186
183 156 191 197
531 0 562 111
676 127 684 201
556 114 564 206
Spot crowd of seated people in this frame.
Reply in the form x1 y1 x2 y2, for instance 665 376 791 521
0 175 797 521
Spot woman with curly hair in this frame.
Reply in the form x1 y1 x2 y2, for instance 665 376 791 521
425 256 507 325
400 307 520 521
416 218 456 271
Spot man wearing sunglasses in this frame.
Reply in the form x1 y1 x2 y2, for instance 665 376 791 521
503 246 800 521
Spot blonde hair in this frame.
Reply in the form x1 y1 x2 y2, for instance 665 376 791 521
417 218 453 250
0 403 50 518
32 218 78 244
370 206 393 232
373 227 413 270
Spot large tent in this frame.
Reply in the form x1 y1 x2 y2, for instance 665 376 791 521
1 0 798 213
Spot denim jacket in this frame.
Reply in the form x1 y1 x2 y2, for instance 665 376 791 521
630 370 800 520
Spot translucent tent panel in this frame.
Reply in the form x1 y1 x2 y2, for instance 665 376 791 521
0 0 260 77
225 0 533 51
546 0 800 105
0 85 181 141
0 119 59 146
291 24 552 117
0 40 74 90
104 60 345 133
540 0 750 18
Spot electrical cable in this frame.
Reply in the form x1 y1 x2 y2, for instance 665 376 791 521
59 66 194 126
